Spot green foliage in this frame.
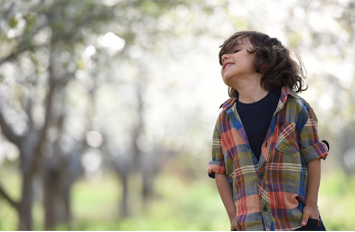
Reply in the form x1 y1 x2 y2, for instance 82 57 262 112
8 17 18 28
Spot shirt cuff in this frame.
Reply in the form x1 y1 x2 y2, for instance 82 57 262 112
207 160 226 179
300 140 329 163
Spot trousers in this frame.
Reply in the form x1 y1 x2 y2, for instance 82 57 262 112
295 218 326 231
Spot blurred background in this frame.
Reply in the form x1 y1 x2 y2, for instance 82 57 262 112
0 0 354 230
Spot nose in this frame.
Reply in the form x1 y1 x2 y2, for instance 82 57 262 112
221 53 230 64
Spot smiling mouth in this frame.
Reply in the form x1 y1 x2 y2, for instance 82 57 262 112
223 62 234 71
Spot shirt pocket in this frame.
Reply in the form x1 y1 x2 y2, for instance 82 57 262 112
275 122 299 154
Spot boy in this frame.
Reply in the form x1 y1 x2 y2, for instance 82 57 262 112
207 31 329 231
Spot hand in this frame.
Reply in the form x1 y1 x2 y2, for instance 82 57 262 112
301 204 319 226
231 217 242 231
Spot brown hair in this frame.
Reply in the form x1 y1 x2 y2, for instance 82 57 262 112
219 31 307 97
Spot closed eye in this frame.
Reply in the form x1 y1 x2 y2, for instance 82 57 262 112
233 50 241 53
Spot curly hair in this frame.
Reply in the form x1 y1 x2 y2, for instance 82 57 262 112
219 31 307 98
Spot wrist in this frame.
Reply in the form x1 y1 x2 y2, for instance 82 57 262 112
305 196 318 207
305 201 318 207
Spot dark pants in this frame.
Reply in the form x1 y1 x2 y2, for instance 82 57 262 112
295 218 326 231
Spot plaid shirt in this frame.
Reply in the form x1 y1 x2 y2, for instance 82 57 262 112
208 86 329 231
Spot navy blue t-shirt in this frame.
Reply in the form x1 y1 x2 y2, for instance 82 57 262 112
236 89 281 161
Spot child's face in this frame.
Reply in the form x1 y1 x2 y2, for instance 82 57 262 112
220 37 257 86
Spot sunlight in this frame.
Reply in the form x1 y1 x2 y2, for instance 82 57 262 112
97 32 125 55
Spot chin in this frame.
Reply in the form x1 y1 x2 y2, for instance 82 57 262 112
222 75 234 86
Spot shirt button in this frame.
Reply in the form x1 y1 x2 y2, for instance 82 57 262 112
258 173 263 179
263 206 268 212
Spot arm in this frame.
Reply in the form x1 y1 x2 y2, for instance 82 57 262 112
301 158 321 226
215 173 241 230
297 104 328 226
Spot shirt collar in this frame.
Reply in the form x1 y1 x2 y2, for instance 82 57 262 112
280 85 298 104
219 97 237 110
219 85 298 111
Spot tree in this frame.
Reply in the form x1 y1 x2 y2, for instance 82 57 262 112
0 0 115 229
0 0 208 229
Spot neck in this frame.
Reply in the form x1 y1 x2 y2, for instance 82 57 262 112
238 86 269 103
230 74 268 103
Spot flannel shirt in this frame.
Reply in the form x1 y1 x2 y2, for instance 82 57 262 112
208 86 329 231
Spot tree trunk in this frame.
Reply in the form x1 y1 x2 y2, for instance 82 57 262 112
63 184 72 227
17 174 34 231
119 175 129 218
42 156 74 230
43 171 58 230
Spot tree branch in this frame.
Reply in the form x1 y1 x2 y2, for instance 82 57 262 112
33 52 62 160
0 180 19 209
1 1 16 19
24 97 34 130
0 104 23 146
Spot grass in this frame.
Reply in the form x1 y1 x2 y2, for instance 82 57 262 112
318 171 355 231
69 171 229 230
1 167 355 230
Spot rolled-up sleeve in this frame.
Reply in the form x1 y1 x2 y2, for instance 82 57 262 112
299 106 329 163
207 116 226 178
